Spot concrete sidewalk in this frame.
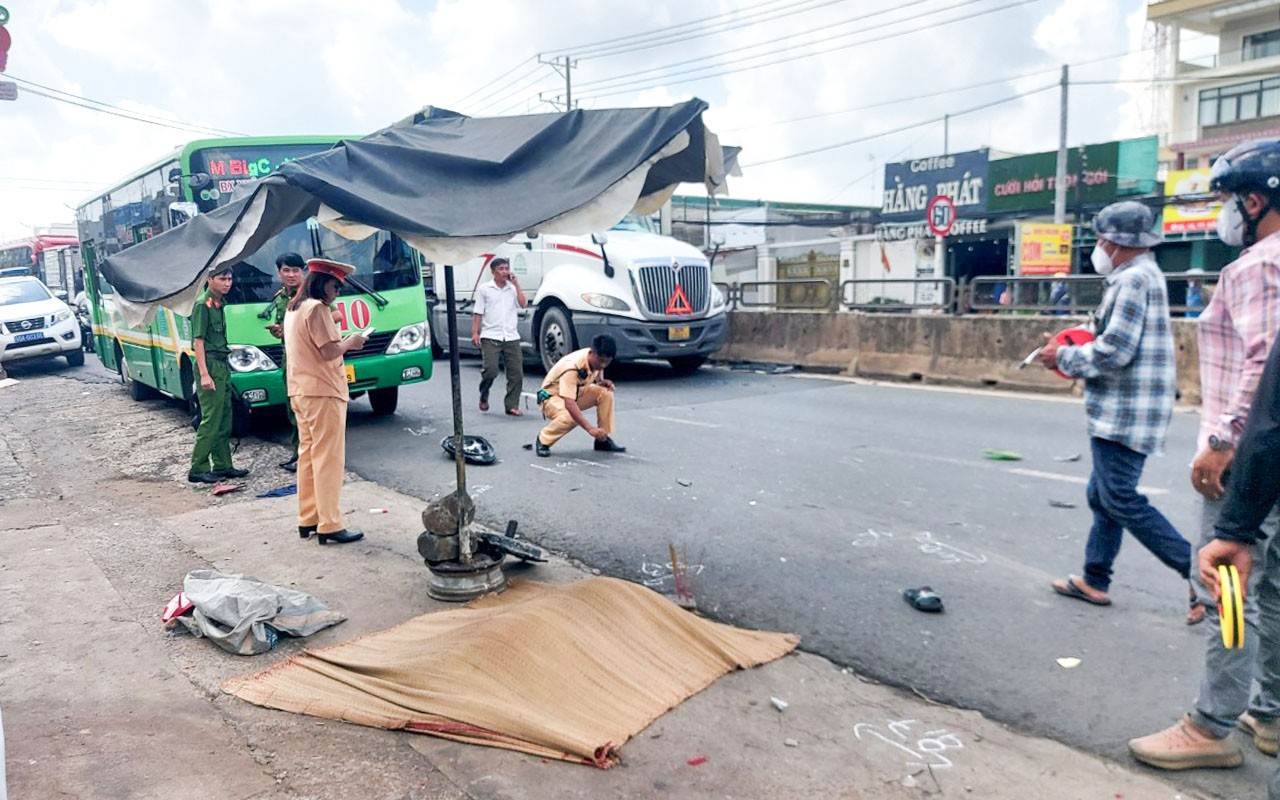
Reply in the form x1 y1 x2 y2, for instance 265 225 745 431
0 372 1209 799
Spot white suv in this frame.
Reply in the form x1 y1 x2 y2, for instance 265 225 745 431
0 275 84 368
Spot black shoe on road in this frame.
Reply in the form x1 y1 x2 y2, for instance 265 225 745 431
187 472 219 484
280 459 297 473
213 467 250 479
299 525 317 540
594 437 627 453
535 440 551 457
317 529 364 545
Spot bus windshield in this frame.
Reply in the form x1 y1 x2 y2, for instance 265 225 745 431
188 144 421 305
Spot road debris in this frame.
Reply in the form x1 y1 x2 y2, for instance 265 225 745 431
903 586 944 613
677 478 692 487
211 482 243 497
770 696 789 712
686 755 707 766
1053 453 1083 462
1056 657 1082 669
982 449 1023 461
1048 500 1077 509
784 738 799 747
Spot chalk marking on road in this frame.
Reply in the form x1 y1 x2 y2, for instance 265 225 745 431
854 719 964 770
650 415 722 428
1006 467 1168 496
529 464 562 475
915 531 987 565
569 458 611 469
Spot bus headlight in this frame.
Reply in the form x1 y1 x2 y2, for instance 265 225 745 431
227 345 278 372
582 292 631 311
386 323 426 354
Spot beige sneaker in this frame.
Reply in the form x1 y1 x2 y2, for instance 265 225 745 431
1239 712 1280 756
1128 715 1244 770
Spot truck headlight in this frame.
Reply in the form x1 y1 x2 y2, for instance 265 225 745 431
581 292 631 312
386 323 426 354
710 286 727 311
52 309 72 323
227 345 278 372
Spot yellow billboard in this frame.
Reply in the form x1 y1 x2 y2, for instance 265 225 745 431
1163 168 1220 234
1018 223 1073 275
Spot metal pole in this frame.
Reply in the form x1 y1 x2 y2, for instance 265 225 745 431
442 264 472 562
1054 64 1069 224
564 56 572 110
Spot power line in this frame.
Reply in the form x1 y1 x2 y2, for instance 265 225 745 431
567 0 847 61
574 0 949 91
456 61 548 114
6 74 244 136
575 0 1048 102
745 83 1056 167
448 56 536 108
473 66 562 116
543 0 814 59
720 44 1157 134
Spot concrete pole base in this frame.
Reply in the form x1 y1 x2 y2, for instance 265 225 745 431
425 552 507 602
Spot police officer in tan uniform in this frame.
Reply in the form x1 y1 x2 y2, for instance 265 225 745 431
535 334 626 457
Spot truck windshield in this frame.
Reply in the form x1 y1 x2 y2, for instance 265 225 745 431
610 214 658 234
187 144 421 306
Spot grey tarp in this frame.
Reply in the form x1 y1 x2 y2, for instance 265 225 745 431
173 569 346 656
99 98 727 326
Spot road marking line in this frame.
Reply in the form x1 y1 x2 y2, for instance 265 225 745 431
1006 467 1168 496
529 464 562 475
651 415 721 428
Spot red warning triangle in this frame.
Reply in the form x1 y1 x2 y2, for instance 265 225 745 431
666 283 694 315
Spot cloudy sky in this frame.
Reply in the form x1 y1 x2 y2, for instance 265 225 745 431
0 0 1165 242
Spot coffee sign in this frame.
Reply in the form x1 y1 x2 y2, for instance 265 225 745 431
879 150 989 223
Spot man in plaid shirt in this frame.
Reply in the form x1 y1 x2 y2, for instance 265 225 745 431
1132 139 1280 771
1041 201 1191 614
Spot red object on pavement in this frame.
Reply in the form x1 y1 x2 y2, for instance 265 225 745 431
1051 327 1095 379
211 482 243 496
161 591 194 623
686 755 707 766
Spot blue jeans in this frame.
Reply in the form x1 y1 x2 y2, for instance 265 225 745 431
1082 437 1191 592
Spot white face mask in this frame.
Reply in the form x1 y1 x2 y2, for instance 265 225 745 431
1217 196 1246 247
1091 242 1115 276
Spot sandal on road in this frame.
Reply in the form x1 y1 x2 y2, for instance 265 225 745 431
1052 575 1112 606
903 586 944 613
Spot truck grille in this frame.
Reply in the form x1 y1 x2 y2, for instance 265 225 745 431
636 263 710 316
4 317 46 333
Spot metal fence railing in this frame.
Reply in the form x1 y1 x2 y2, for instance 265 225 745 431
713 271 1217 316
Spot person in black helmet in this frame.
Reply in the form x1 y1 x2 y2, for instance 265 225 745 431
1039 201 1193 620
1131 139 1280 772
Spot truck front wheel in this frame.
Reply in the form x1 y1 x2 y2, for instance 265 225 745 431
667 355 707 375
538 306 577 372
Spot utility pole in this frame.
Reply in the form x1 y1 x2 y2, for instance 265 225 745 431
1053 64 1069 224
538 54 576 111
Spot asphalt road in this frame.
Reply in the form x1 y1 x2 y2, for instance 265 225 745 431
29 353 1265 798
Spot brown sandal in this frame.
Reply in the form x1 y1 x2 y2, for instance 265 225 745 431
506 408 523 417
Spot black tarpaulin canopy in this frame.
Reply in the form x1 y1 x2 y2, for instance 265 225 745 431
100 98 728 326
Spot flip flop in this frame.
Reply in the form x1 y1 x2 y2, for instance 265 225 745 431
1051 576 1111 606
903 586 944 613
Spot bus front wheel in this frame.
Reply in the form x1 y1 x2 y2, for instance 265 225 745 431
369 386 399 416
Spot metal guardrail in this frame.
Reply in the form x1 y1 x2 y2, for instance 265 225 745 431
714 271 1218 315
840 278 956 312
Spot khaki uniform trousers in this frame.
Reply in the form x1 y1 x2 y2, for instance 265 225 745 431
292 395 348 534
538 384 615 447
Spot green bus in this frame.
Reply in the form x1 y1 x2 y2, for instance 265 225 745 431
76 136 433 429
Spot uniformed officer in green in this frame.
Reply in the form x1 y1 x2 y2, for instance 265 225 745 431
188 264 249 484
267 252 306 472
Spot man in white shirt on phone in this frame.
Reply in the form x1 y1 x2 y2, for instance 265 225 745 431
471 257 528 416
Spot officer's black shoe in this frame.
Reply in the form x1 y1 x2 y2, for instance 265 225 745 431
535 440 551 457
213 467 250 479
317 529 364 545
280 458 298 473
593 437 627 453
299 525 317 540
187 472 219 484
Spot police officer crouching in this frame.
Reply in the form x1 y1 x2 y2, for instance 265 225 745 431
535 334 626 457
188 264 250 484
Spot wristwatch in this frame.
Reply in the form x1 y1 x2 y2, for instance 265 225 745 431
1208 434 1234 452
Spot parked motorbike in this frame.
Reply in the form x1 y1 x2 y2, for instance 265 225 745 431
75 306 93 352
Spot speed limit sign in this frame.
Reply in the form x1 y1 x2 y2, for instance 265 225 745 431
926 195 956 237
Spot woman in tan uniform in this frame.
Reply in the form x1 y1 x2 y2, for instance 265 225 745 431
284 258 368 545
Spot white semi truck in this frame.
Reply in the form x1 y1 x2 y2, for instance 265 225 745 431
428 215 728 374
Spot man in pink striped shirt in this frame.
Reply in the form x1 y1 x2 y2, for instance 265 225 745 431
1132 139 1280 771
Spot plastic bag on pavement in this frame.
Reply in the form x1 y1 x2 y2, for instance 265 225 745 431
172 569 346 656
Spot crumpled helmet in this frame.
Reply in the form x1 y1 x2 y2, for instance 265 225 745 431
1209 139 1280 197
1093 200 1162 248
440 434 497 465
